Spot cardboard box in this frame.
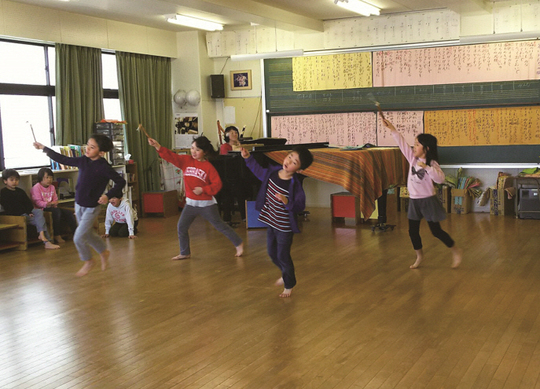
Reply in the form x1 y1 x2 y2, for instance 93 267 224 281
451 188 471 214
496 175 515 216
437 185 451 213
489 188 500 215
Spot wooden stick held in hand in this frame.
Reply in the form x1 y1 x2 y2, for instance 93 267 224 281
27 121 37 142
137 124 151 138
367 93 385 120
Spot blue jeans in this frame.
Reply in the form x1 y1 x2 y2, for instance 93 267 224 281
266 227 296 289
74 204 106 261
23 208 50 241
177 204 243 256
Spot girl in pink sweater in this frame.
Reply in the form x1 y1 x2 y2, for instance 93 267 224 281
31 168 78 244
148 136 243 260
383 119 461 269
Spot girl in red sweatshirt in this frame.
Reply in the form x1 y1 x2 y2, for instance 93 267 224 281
148 136 243 259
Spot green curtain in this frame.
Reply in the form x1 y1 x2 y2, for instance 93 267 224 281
116 52 172 193
55 44 104 145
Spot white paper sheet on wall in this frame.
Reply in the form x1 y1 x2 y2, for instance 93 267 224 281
223 106 236 125
377 111 424 146
270 112 377 147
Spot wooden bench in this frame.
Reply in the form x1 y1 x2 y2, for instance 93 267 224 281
0 212 54 251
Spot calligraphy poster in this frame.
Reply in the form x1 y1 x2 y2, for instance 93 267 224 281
424 106 540 146
292 53 372 91
373 40 540 87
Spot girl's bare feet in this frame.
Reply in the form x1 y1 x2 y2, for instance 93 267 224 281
76 259 95 277
275 277 284 286
410 249 424 269
172 254 190 260
44 241 60 250
100 250 110 271
279 288 292 298
235 243 244 257
451 247 462 268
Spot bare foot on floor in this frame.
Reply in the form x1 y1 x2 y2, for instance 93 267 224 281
410 249 424 269
235 243 244 257
76 259 95 277
100 250 110 271
172 254 190 260
279 288 292 298
275 277 284 286
44 241 60 250
451 247 462 269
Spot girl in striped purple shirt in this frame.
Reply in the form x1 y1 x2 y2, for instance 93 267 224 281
241 146 313 298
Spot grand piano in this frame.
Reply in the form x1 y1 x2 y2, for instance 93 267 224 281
211 138 408 226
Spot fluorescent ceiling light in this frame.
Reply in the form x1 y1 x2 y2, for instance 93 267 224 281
231 49 304 61
334 0 380 17
460 31 540 44
167 14 223 31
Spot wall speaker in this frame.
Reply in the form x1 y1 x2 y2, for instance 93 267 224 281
210 74 225 98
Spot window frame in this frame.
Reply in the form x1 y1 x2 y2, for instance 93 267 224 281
0 39 120 170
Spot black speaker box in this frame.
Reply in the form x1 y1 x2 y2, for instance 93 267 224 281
210 74 225 98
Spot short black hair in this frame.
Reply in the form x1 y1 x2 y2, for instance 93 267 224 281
291 146 314 170
90 134 114 152
2 168 20 181
224 126 239 143
37 167 54 183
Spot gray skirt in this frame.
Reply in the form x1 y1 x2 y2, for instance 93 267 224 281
408 195 447 222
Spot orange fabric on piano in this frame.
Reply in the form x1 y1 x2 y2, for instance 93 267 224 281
265 147 408 220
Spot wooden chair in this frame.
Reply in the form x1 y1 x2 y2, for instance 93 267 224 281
0 212 54 251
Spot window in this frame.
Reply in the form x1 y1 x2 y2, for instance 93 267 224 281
102 52 121 121
0 40 121 170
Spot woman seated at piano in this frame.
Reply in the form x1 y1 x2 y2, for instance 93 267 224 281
219 125 241 155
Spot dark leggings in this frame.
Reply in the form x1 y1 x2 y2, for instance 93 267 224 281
408 219 454 250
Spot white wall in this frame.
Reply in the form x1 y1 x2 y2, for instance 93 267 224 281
0 0 177 57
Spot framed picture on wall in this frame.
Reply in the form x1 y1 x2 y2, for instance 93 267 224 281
230 70 252 90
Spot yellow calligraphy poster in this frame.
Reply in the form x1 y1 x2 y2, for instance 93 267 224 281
425 106 540 146
292 53 372 91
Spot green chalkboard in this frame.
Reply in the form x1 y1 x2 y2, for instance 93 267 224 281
439 145 540 164
265 57 540 163
264 58 540 114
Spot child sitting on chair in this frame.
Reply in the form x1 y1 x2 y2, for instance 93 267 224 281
31 167 78 243
102 196 138 239
1 169 59 249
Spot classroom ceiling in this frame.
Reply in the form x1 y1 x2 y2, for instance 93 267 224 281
8 0 492 32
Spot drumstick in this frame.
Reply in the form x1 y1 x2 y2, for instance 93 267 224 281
137 124 151 138
27 121 37 142
367 93 385 120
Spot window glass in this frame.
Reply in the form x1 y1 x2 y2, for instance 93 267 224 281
0 41 47 85
0 95 53 169
103 99 122 122
48 46 56 86
102 53 118 90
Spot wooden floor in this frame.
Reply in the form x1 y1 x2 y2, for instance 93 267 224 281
1 207 540 389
